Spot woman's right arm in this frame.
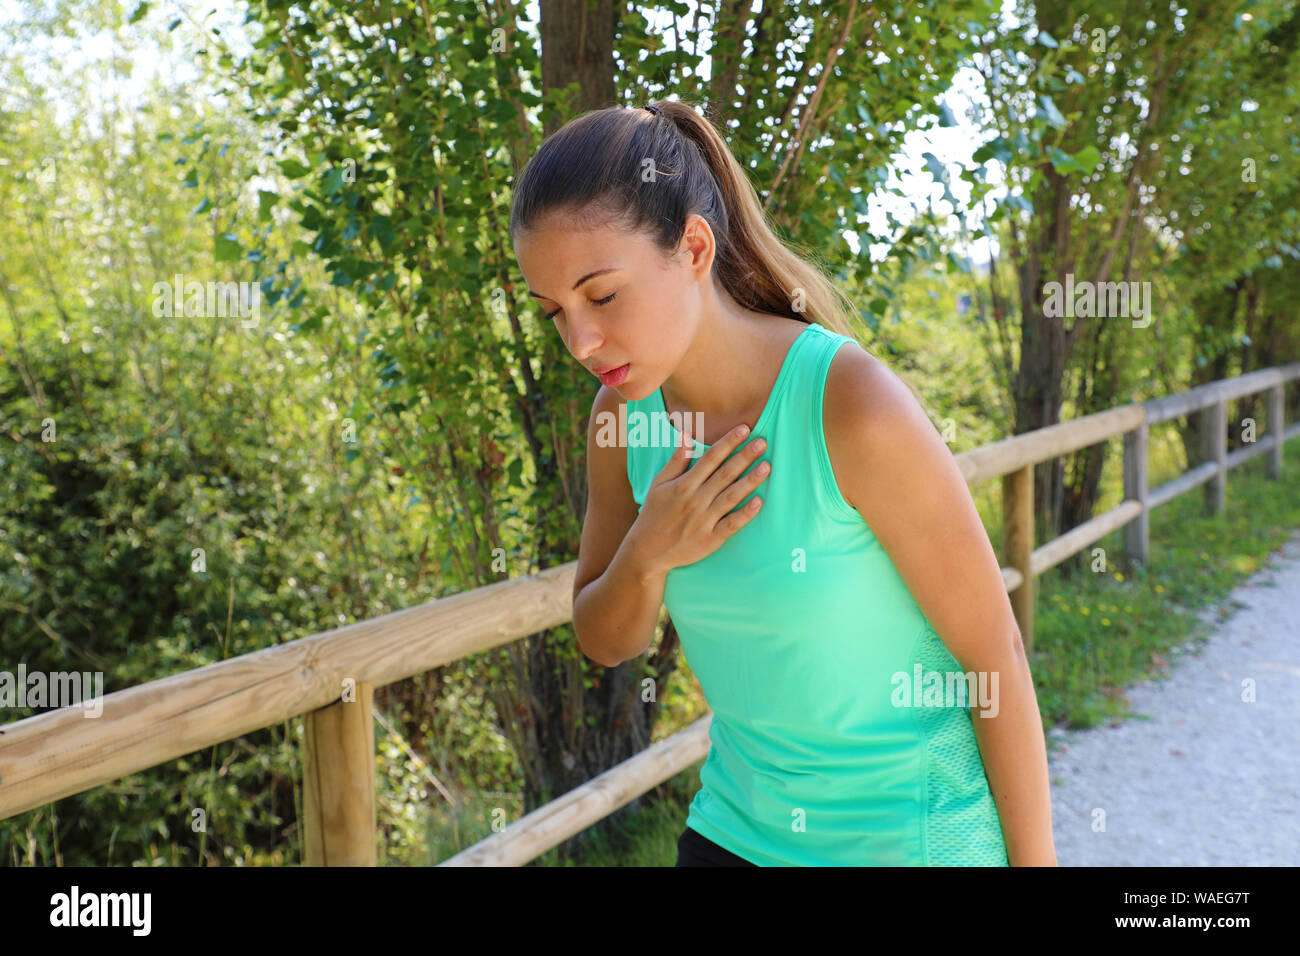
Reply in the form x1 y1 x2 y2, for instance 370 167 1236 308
571 385 667 668
573 536 670 668
571 386 771 668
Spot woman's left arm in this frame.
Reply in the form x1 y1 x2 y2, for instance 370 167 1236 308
824 345 1058 867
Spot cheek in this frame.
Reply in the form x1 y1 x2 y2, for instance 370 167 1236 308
662 286 699 328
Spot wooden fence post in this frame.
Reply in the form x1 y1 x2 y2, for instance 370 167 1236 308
1002 463 1035 653
302 681 377 866
1205 398 1227 515
1123 421 1150 569
1268 384 1284 479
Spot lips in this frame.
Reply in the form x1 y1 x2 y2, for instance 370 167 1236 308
596 363 630 386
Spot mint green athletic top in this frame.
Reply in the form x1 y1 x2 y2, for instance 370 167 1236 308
625 321 1009 866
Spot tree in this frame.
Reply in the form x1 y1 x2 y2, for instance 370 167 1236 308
961 0 1300 553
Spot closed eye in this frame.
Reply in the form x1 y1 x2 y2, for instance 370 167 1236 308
546 291 617 321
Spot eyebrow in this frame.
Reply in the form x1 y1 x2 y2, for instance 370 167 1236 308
527 268 618 300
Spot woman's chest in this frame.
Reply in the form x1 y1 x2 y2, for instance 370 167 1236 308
663 522 933 726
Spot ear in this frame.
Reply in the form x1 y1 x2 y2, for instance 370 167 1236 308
678 213 716 283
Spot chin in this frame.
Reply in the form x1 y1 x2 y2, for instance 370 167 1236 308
615 381 653 401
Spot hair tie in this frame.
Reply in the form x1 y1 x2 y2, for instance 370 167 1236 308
643 104 661 116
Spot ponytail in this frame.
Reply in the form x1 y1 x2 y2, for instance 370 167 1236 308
652 99 866 340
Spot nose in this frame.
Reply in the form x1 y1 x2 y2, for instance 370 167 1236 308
565 315 604 365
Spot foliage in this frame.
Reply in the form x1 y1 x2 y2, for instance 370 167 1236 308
0 1 514 864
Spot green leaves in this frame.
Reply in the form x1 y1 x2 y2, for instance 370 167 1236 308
256 189 277 222
1071 145 1101 173
1036 94 1067 129
973 136 1013 166
214 233 243 262
922 151 960 207
277 157 311 179
290 309 325 334
1005 193 1033 214
321 165 347 196
1048 144 1101 175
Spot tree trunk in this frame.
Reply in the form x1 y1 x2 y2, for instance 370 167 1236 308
1012 169 1072 551
1059 314 1122 576
1180 278 1243 469
540 0 618 135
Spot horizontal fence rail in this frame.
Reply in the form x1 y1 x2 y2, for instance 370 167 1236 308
0 564 576 821
3 361 1298 865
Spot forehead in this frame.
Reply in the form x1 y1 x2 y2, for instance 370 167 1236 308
514 213 653 295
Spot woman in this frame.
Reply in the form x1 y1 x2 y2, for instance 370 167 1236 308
510 98 1057 867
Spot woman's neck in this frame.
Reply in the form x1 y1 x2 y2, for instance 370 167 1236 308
658 294 807 446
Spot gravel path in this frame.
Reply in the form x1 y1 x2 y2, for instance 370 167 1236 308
1045 528 1300 866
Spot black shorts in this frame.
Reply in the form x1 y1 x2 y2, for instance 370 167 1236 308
674 826 758 866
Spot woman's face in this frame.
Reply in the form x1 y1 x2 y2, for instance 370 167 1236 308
513 211 714 400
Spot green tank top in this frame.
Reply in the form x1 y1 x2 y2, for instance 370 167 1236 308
625 320 1009 866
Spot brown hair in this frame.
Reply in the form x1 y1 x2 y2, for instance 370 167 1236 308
510 97 866 338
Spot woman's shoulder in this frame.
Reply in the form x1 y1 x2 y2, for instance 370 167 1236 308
821 344 935 511
823 340 901 422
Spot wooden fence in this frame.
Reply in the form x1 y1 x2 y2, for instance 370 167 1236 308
2 362 1297 865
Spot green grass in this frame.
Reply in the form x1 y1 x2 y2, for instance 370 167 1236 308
390 754 703 866
525 769 703 867
412 435 1300 866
